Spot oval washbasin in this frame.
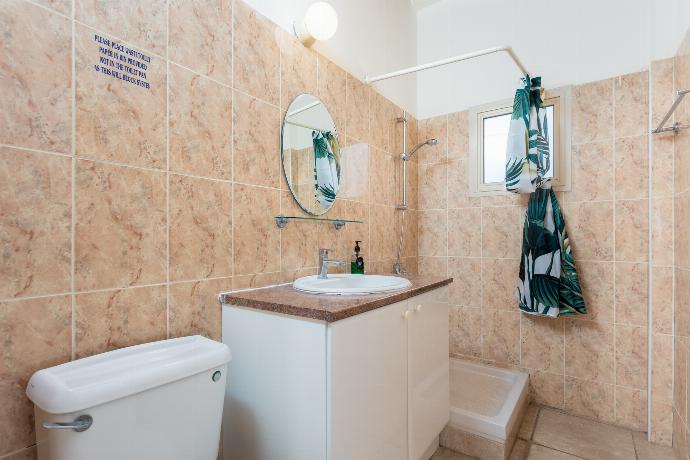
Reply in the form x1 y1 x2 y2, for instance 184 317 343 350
293 274 412 295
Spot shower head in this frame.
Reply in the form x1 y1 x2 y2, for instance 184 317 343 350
402 138 438 161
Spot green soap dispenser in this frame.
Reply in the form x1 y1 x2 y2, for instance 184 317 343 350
350 240 365 274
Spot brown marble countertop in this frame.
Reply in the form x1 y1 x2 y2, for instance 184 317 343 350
219 276 453 323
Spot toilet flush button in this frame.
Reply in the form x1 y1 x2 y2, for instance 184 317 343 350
212 370 222 382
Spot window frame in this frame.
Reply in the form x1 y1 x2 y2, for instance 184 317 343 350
468 86 572 195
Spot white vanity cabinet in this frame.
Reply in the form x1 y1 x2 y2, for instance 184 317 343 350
222 286 449 460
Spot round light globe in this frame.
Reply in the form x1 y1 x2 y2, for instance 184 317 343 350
304 2 338 41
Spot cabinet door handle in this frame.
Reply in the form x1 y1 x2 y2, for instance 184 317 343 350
415 304 423 312
402 310 410 320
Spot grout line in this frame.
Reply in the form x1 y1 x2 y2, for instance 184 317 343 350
70 0 77 361
646 54 654 440
165 0 171 339
612 77 618 424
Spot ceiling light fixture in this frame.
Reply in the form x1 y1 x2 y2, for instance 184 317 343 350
294 2 338 47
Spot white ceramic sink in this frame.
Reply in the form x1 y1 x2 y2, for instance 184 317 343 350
293 274 412 295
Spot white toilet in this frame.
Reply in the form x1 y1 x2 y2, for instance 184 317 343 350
26 335 231 460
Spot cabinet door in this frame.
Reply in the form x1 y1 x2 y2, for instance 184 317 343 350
407 288 450 460
328 301 409 460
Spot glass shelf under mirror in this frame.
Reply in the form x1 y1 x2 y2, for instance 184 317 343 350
274 214 363 230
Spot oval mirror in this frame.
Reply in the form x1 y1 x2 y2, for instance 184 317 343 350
281 94 340 215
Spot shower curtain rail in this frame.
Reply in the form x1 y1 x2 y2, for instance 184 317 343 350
365 45 529 84
652 87 690 134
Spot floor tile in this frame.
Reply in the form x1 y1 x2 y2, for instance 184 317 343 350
509 439 531 460
519 404 540 440
532 408 636 460
431 446 476 460
527 444 584 459
632 431 675 460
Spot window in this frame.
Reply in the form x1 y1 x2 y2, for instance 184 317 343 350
469 87 571 195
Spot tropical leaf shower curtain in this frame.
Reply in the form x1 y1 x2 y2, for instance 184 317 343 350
312 130 341 207
505 77 586 318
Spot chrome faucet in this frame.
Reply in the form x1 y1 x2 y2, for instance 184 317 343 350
318 248 346 279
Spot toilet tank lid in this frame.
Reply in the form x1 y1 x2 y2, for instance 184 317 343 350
26 335 232 414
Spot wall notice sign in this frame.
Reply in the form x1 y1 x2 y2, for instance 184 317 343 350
93 34 151 89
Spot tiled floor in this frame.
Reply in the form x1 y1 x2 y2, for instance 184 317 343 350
431 405 675 460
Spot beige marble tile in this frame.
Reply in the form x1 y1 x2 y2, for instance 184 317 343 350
527 444 581 460
564 319 614 383
481 258 519 311
633 430 675 460
652 58 676 128
0 0 71 152
615 386 647 431
233 90 280 188
677 269 690 338
9 444 38 460
280 192 320 274
417 115 447 164
615 136 649 200
337 138 370 203
615 262 648 327
652 198 674 267
403 209 419 258
564 376 615 423
509 438 529 460
447 159 481 209
563 141 614 202
418 256 448 277
652 267 673 335
77 0 166 54
75 25 166 168
369 205 397 262
529 370 564 409
482 206 523 259
169 278 231 341
232 184 280 275
232 272 281 290
447 111 469 160
615 324 647 389
0 380 35 456
317 56 346 136
652 333 674 406
75 160 167 291
345 74 371 143
535 408 635 459
280 31 317 109
676 133 690 195
448 208 481 257
370 150 396 206
369 92 395 152
572 78 614 144
614 71 649 139
169 0 232 84
615 199 649 263
0 149 71 299
482 309 520 365
169 174 232 281
518 404 540 440
419 210 447 257
169 64 232 179
447 257 481 308
33 0 70 14
430 446 474 460
650 400 673 446
75 286 166 358
560 201 613 261
232 0 279 105
652 136 674 198
521 316 564 374
677 193 690 268
449 306 482 358
576 261 614 323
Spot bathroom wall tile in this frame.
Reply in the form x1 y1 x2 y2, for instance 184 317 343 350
169 174 232 281
481 309 520 365
652 136 674 198
652 267 674 334
677 269 690 338
677 193 690 268
564 319 614 383
0 380 35 456
280 31 317 109
369 92 395 152
675 339 687 424
75 286 167 358
76 0 166 55
405 159 420 210
75 25 166 168
615 386 647 431
417 115 447 163
345 74 370 143
370 150 396 206
33 0 70 15
615 199 648 262
232 272 281 290
563 141 613 202
652 333 674 405
447 257 481 308
561 201 614 261
572 78 613 144
0 0 71 152
9 445 38 460
232 0 279 105
417 256 447 277
75 160 167 291
652 58 675 128
317 56 346 135
418 161 447 210
564 377 615 423
317 199 369 263
447 111 469 160
614 262 648 327
481 206 522 259
169 278 231 341
481 258 519 311
615 324 647 389
650 400 674 446
652 198 675 266
530 370 565 409
448 208 481 257
280 191 319 274
169 64 232 179
449 306 481 358
675 53 690 125
232 184 280 275
418 210 447 257
614 71 649 139
169 0 232 84
615 136 649 200
233 90 280 188
0 149 71 299
447 160 481 209
370 205 397 262
521 315 564 373
576 261 614 323
337 139 370 203
676 133 690 195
